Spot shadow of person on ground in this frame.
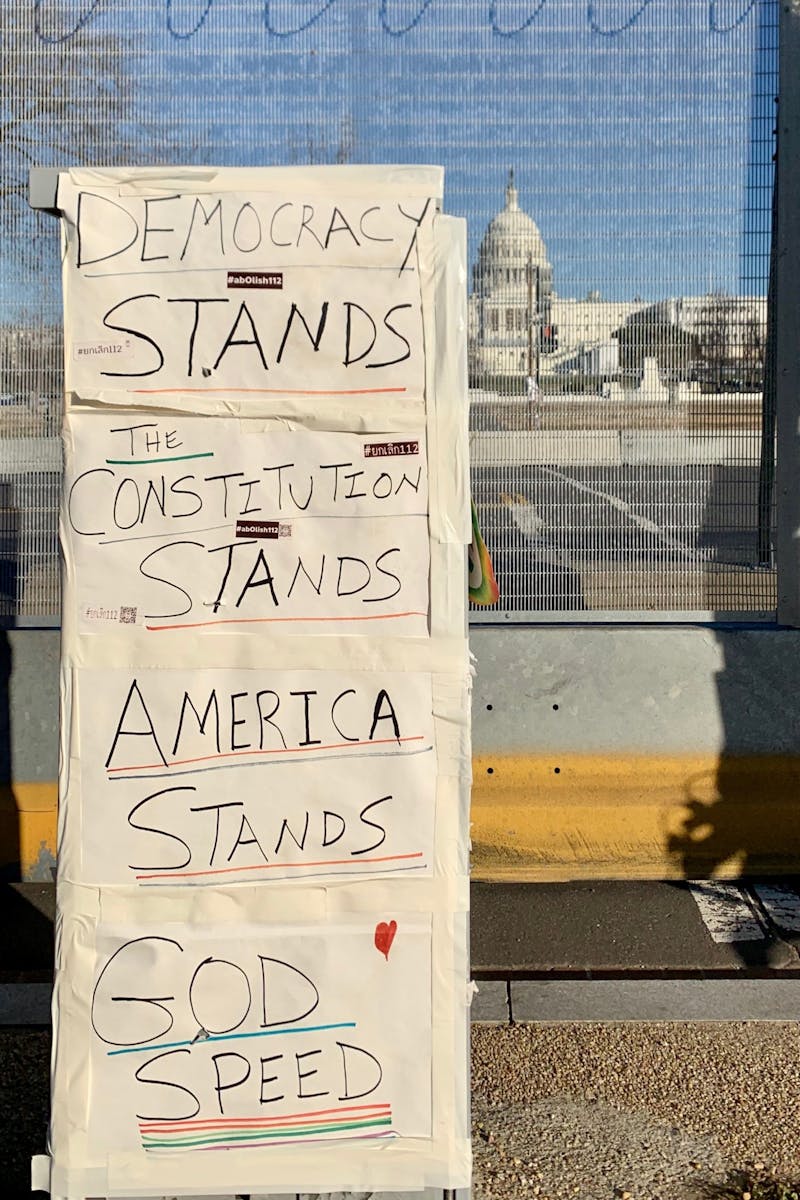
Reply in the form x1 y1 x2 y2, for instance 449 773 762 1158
666 0 789 965
665 474 800 967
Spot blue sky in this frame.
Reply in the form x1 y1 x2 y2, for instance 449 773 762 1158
4 0 777 319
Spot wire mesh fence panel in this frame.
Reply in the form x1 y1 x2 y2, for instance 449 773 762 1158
0 0 778 620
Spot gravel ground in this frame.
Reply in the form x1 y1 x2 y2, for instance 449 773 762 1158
471 1023 800 1200
0 1028 50 1199
4 1024 800 1200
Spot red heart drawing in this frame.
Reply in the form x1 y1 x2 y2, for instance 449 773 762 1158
374 920 398 961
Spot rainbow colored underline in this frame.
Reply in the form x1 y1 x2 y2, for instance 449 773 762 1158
142 1115 392 1149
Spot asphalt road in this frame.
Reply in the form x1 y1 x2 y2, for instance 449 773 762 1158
471 464 769 612
1 1028 49 1199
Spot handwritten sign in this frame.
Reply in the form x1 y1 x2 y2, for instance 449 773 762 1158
50 166 470 1196
74 666 436 886
64 416 430 635
58 183 434 401
87 919 431 1155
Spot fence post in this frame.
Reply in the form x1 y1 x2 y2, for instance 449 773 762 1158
775 1 800 624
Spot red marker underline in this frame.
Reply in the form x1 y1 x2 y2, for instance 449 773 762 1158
107 733 426 774
145 611 427 631
131 387 408 396
136 851 424 881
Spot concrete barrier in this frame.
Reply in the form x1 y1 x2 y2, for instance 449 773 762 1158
620 430 760 466
0 437 62 473
470 429 763 468
470 430 623 467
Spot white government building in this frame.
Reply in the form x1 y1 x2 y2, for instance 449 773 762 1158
467 171 766 388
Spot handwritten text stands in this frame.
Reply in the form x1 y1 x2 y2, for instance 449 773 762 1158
44 167 470 1199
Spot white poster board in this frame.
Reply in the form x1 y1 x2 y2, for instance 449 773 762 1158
88 919 432 1151
63 417 430 636
58 174 435 414
47 165 470 1200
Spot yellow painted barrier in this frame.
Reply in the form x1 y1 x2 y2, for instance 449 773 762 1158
0 782 58 881
6 755 800 881
471 753 800 881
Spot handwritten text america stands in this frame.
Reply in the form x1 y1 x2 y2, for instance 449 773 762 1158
75 667 437 885
101 670 433 773
80 755 436 886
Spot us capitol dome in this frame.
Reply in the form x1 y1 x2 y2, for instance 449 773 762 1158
468 172 653 387
468 169 554 381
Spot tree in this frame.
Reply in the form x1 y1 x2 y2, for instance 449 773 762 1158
692 292 766 390
0 4 135 281
613 312 697 379
288 113 357 166
693 291 735 389
741 309 766 390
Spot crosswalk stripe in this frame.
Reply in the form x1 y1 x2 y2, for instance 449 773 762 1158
688 882 767 943
752 884 800 933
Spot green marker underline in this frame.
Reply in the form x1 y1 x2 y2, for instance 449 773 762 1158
107 1020 356 1057
105 452 215 465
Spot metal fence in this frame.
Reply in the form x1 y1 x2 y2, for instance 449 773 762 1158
0 0 779 621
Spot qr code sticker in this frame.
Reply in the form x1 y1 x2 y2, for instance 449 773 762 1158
119 606 138 625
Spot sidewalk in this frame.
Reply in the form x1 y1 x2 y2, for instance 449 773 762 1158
7 879 800 988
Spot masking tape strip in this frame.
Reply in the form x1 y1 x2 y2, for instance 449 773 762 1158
432 672 473 775
434 775 472 881
31 1154 51 1192
65 391 428 428
89 875 468 923
430 540 468 640
56 660 79 886
62 633 468 674
431 216 471 546
418 217 470 552
419 219 441 533
64 163 445 199
97 881 328 925
50 892 100 1179
101 1147 429 1195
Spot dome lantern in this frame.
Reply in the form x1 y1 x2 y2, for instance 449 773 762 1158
505 167 519 213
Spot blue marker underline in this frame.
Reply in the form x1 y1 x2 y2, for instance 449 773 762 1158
107 1020 356 1057
107 743 433 782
